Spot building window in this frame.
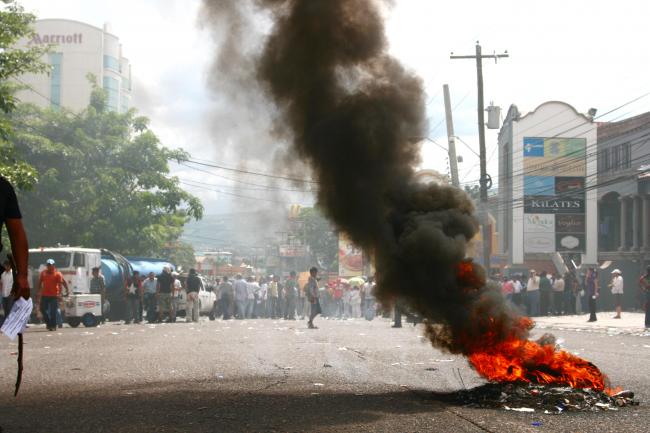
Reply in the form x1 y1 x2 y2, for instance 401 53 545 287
102 76 119 112
103 55 120 72
622 143 631 169
49 53 62 110
121 77 131 92
599 147 610 172
612 146 621 171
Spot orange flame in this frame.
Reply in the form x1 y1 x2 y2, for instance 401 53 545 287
468 338 605 391
455 261 607 391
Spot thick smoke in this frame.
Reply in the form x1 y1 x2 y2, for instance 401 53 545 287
202 0 526 355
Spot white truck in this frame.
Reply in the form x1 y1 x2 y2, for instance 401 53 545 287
29 247 103 327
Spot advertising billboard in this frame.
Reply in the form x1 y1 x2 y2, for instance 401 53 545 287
523 137 586 253
338 233 363 277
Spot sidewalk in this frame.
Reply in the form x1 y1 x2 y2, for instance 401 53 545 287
532 311 649 336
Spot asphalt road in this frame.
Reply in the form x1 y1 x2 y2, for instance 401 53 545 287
0 315 649 432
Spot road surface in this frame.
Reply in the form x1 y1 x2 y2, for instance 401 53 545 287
1 313 649 432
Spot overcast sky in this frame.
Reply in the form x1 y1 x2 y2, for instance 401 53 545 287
19 0 650 214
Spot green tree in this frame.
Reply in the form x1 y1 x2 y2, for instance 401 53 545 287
0 1 48 188
299 206 337 272
10 86 203 255
162 241 196 272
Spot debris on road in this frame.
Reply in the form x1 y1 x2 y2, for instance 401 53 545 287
437 383 640 414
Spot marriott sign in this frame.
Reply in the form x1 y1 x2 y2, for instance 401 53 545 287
29 33 83 45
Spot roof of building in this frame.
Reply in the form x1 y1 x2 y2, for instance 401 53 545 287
597 111 650 141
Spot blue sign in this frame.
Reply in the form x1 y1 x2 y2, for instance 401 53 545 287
523 137 544 157
524 176 555 196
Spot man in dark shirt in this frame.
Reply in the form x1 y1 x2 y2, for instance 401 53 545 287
218 276 234 320
0 177 29 300
284 271 298 320
186 268 202 322
156 266 174 323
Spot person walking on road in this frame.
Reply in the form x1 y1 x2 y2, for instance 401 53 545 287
306 267 320 329
609 269 624 319
37 259 69 331
142 272 158 323
640 266 650 328
539 271 552 316
186 269 202 322
585 268 599 322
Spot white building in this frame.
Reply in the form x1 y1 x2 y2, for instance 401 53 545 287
497 101 598 270
15 19 132 113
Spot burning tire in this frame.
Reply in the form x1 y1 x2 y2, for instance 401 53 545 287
67 317 81 328
82 313 98 328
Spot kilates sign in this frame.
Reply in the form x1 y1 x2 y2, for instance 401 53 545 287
524 197 584 214
522 137 586 253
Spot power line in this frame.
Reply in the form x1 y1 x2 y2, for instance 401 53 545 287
185 159 318 184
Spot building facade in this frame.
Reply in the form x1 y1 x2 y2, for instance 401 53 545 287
497 101 598 271
596 112 650 308
15 19 132 113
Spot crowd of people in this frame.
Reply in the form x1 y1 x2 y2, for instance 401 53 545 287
5 253 650 331
497 266 650 325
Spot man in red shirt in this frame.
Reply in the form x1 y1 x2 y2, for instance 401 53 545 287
37 259 69 331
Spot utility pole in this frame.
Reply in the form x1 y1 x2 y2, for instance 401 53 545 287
450 42 508 272
442 84 460 188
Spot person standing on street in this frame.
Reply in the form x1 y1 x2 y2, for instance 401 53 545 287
157 266 174 323
219 276 234 320
171 272 183 323
609 269 624 319
233 274 248 319
552 273 565 315
512 275 523 309
363 277 376 319
539 271 552 316
526 270 541 316
37 259 69 331
639 266 650 328
186 269 202 322
267 275 279 319
90 267 107 323
1 259 13 326
0 176 30 302
284 271 298 320
306 267 320 329
124 270 142 324
586 267 599 322
142 272 158 323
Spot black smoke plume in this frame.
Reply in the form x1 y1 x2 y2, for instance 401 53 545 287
201 0 526 355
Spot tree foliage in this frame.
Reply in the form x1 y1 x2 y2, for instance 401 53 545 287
162 241 196 272
0 1 48 188
10 86 204 256
299 206 337 272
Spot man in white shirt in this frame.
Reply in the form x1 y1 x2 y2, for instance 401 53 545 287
1 259 14 325
552 274 565 315
526 270 541 316
610 269 624 319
